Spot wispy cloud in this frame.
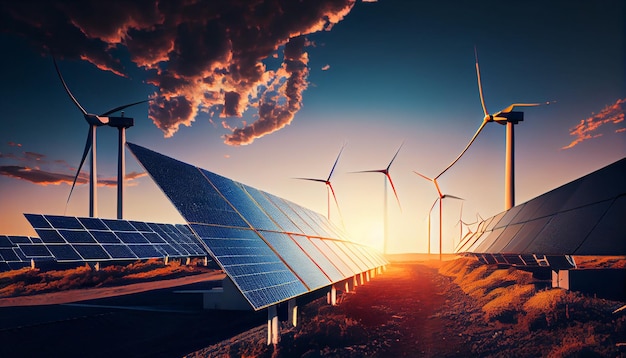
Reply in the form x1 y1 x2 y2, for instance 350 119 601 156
3 0 358 145
321 64 331 71
0 165 146 187
562 98 626 149
0 147 146 186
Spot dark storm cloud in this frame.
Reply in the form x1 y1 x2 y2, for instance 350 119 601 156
2 0 356 145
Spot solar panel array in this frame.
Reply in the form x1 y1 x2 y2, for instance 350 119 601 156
457 157 626 266
0 235 54 270
23 214 207 262
128 142 388 311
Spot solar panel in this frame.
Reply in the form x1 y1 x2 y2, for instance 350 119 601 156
458 157 626 263
128 142 388 310
18 244 53 258
0 236 15 248
101 244 136 259
258 231 331 290
25 213 208 262
240 184 303 234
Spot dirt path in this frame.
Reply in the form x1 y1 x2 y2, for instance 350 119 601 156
0 271 225 307
338 262 471 357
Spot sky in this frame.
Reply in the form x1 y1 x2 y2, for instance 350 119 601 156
0 0 624 254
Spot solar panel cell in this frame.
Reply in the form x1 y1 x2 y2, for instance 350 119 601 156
73 245 110 260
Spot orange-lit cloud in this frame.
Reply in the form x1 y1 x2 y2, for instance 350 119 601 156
2 0 357 145
0 148 146 186
0 165 146 187
322 64 330 71
562 98 626 149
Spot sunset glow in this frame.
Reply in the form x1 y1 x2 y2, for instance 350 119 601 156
0 0 624 254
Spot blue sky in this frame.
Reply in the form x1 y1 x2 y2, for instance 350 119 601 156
1 0 624 253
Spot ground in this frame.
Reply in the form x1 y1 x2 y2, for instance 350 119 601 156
189 259 626 358
1 258 624 357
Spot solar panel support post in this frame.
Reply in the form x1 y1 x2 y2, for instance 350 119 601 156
288 298 298 327
267 305 279 345
327 285 337 306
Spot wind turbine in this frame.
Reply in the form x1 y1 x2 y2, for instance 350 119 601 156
294 143 345 223
436 48 550 210
53 57 148 218
414 171 463 261
353 142 403 254
454 202 478 249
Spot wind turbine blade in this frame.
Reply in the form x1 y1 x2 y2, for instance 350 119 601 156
429 197 439 213
499 102 541 114
67 127 93 205
328 182 344 218
327 144 345 181
386 174 402 211
53 56 88 116
444 194 464 201
387 141 404 171
413 170 433 182
475 47 488 116
100 99 151 116
436 119 487 179
294 177 326 183
351 169 385 174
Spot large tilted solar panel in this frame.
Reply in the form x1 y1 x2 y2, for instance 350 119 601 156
457 157 626 263
24 214 208 262
128 142 388 310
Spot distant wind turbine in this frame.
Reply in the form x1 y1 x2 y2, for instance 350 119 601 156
353 142 403 254
436 48 551 210
454 202 478 250
414 171 463 261
294 143 345 224
53 57 148 218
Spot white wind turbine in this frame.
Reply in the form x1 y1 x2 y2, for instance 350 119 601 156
436 48 551 210
294 143 345 224
414 172 463 260
54 57 148 218
453 203 478 250
353 142 403 254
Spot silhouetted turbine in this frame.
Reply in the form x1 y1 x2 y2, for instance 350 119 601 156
353 142 403 254
435 48 551 210
294 143 345 225
54 57 148 217
414 171 463 260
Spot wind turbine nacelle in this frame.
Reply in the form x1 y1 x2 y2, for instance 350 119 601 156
108 116 134 129
495 111 524 125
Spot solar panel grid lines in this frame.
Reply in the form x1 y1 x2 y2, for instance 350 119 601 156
127 142 388 310
263 193 319 236
458 157 626 262
23 213 207 263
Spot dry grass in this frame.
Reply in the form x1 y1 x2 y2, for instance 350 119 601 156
573 256 626 268
440 258 625 356
0 259 212 298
